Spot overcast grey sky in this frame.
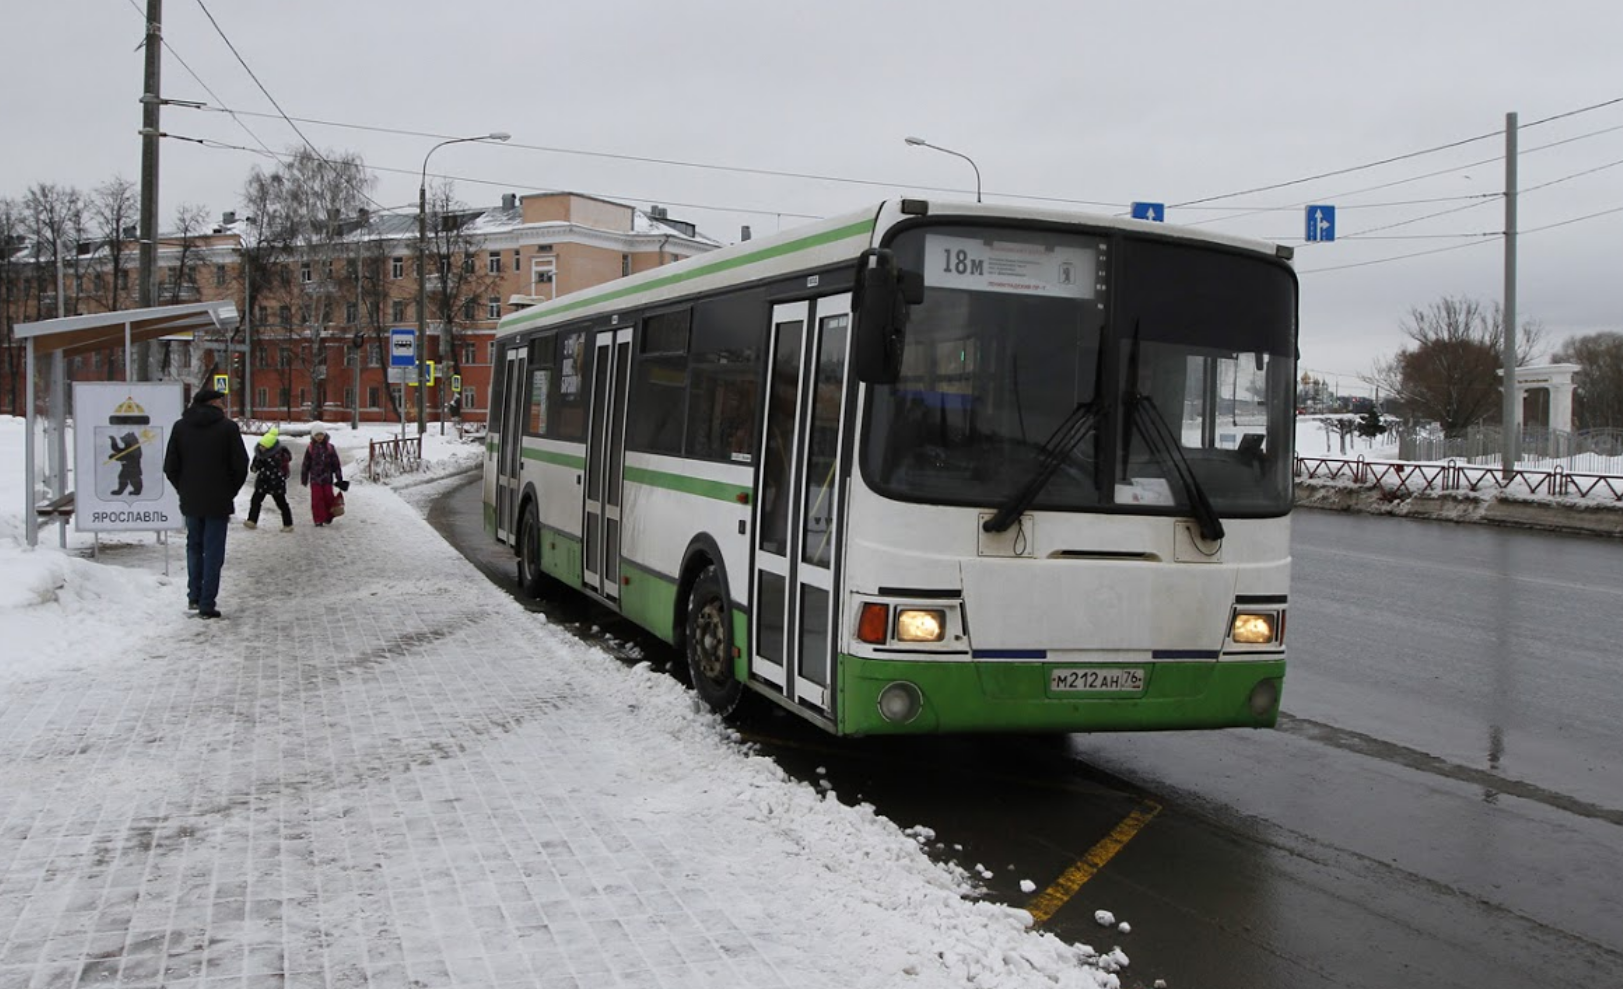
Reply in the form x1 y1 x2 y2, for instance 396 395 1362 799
6 1 1622 390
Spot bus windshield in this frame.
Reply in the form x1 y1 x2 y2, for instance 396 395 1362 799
860 224 1296 518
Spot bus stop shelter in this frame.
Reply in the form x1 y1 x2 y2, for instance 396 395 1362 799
16 300 240 548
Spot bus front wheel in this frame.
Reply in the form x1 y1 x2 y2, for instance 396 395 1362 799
517 503 546 598
686 565 743 717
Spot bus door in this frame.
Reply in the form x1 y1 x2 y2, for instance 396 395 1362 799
494 344 527 543
583 325 631 602
752 295 853 716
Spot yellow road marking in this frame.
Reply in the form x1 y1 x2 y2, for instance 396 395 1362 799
1026 801 1161 925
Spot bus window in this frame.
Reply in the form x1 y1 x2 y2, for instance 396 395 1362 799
687 367 758 462
687 293 764 462
628 355 687 454
628 310 691 455
551 330 589 441
525 336 553 436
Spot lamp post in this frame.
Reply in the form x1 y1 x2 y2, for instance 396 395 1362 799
904 136 981 203
417 131 510 434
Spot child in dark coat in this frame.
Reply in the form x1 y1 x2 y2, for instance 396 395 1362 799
245 428 294 530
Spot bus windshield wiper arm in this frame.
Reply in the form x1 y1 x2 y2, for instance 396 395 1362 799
1126 392 1225 542
982 400 1098 533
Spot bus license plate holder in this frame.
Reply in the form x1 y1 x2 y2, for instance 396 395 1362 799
1048 667 1146 694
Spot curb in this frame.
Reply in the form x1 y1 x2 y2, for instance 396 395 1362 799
1295 481 1623 538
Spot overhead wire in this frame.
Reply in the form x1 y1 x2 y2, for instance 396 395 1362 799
123 0 277 159
172 85 1623 260
1172 96 1623 211
168 135 826 226
182 103 1123 212
189 0 392 216
128 28 1623 275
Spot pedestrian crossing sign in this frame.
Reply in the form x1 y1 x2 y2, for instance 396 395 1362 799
213 373 229 393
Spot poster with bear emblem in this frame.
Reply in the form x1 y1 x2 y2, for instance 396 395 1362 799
72 382 185 532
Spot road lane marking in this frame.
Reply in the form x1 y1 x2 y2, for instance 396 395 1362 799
1026 800 1161 925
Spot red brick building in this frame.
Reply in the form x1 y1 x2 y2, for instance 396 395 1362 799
1 192 718 426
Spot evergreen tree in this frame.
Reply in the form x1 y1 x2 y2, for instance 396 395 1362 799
1356 407 1387 438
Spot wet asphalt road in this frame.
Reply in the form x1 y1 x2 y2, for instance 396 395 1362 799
427 475 1623 989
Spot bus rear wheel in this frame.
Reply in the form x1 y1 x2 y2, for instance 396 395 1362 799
516 503 547 598
686 565 743 717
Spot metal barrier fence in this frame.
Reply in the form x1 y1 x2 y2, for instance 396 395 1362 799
1393 425 1623 474
1295 455 1623 503
368 436 423 481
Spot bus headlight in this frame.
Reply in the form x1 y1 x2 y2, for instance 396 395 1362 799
895 609 946 642
1231 613 1277 644
878 681 923 723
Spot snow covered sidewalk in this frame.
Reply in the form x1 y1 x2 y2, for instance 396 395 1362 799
0 469 1123 988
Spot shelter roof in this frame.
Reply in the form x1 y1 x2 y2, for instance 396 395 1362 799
15 301 240 360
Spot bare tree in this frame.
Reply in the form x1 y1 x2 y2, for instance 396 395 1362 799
352 228 407 421
237 147 376 417
1552 331 1623 430
88 177 137 314
1368 295 1545 437
153 202 211 380
424 181 502 393
165 203 210 304
0 197 26 412
24 182 84 320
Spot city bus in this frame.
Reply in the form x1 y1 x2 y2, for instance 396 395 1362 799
482 198 1296 736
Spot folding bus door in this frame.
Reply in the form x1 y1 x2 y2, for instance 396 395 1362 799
494 345 527 543
582 326 632 601
751 295 852 717
790 295 852 712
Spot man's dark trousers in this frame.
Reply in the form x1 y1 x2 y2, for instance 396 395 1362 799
184 514 230 611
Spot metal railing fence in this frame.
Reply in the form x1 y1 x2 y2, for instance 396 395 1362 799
1295 455 1623 502
368 436 423 481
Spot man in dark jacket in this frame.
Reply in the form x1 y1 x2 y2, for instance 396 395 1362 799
162 388 248 618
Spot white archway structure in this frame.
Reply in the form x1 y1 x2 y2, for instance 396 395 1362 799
1514 363 1580 433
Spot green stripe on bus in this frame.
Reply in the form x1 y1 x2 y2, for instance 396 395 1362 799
623 465 748 504
521 447 587 469
620 560 679 644
501 217 876 331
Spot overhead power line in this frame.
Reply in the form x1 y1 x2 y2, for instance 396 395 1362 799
122 0 277 158
180 103 1125 211
1172 95 1623 211
189 0 391 215
168 135 828 225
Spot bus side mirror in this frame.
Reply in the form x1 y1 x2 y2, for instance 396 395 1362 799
853 249 920 384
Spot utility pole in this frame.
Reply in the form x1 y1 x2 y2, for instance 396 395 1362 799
243 248 253 420
1501 111 1520 479
136 0 162 382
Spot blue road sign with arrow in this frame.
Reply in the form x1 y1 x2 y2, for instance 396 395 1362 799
1130 202 1165 222
1306 205 1336 242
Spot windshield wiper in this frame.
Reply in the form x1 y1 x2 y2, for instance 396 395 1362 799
1125 392 1225 542
982 400 1098 533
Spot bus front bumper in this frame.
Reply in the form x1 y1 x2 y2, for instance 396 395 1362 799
836 654 1284 736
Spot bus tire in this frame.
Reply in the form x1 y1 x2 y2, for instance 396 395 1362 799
516 502 547 599
686 564 743 717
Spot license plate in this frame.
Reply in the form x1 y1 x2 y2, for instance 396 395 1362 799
1049 667 1146 693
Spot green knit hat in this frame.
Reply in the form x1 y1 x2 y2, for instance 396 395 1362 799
258 428 279 449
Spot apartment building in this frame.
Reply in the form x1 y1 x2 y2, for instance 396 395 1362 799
0 192 719 425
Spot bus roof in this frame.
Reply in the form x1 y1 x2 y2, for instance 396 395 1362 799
495 199 1290 339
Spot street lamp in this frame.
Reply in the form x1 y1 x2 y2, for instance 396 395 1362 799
904 136 981 203
418 131 510 434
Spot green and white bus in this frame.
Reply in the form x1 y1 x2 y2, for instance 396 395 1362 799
483 198 1296 736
